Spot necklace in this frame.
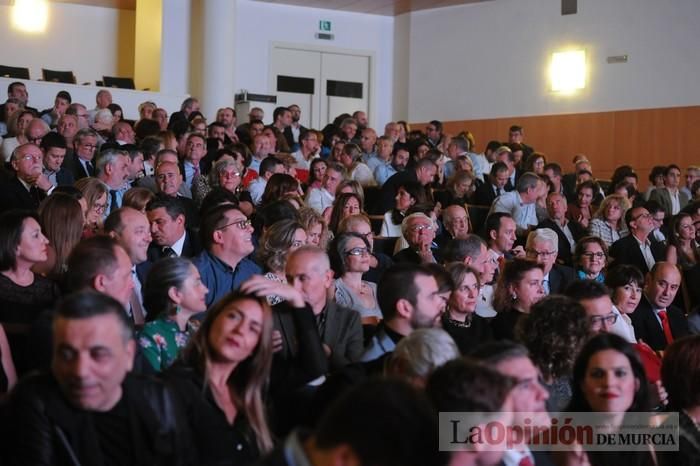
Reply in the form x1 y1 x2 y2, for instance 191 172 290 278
447 313 473 328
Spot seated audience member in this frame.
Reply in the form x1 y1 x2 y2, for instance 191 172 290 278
441 263 492 354
573 235 609 282
485 212 524 275
306 161 345 214
631 262 689 351
259 173 300 209
385 328 459 388
378 157 436 214
298 206 328 249
0 144 48 213
605 264 645 343
329 232 383 324
74 176 109 237
136 149 192 198
470 341 552 466
361 263 444 367
649 164 690 217
435 204 470 248
367 136 391 183
257 219 307 305
426 358 516 466
122 186 155 213
566 179 597 229
666 212 699 269
525 228 575 295
193 158 241 207
565 280 618 334
34 193 84 280
491 258 545 341
659 335 700 466
517 295 589 411
154 160 199 227
338 214 393 284
435 170 476 208
164 290 274 465
138 257 208 372
489 172 541 235
537 191 585 266
337 143 374 187
193 204 261 307
40 132 74 188
94 147 130 213
306 158 327 191
7 291 195 465
394 212 441 264
104 207 153 324
474 161 509 206
609 206 666 274
146 195 200 261
645 199 668 244
258 379 443 466
643 165 666 201
327 192 363 235
248 156 285 206
377 144 410 187
588 194 630 247
380 180 428 237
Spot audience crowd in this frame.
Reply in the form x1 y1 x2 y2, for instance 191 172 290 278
1 81 700 466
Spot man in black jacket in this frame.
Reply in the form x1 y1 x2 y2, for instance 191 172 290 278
609 206 666 275
6 291 195 465
537 192 585 266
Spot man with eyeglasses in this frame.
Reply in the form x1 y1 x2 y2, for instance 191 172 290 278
525 228 575 295
25 118 49 147
436 205 470 248
64 128 99 180
565 280 620 334
193 203 261 308
0 143 50 212
394 213 441 265
645 200 668 245
609 206 667 274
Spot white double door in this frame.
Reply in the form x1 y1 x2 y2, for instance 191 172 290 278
270 44 370 129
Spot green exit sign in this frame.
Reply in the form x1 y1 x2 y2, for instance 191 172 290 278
319 20 331 32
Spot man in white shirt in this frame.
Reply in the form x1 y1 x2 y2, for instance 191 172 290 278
248 156 285 206
307 162 345 214
359 127 377 163
291 130 320 170
489 172 542 235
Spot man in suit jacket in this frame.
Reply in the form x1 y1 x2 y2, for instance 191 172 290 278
609 206 666 275
378 158 437 214
393 213 443 265
40 132 74 188
632 262 690 351
526 228 576 295
537 192 585 266
153 160 199 228
0 143 48 213
474 161 510 206
145 195 201 262
63 128 99 180
283 104 307 150
649 164 690 217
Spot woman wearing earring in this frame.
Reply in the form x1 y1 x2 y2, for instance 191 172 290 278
491 258 545 341
138 257 209 372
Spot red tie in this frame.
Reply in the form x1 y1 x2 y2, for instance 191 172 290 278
497 255 506 271
519 455 534 466
658 310 674 345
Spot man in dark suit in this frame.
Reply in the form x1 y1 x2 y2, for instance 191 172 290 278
632 262 689 352
0 82 37 124
283 104 307 150
378 158 437 214
145 195 201 262
154 160 199 228
609 206 666 275
394 212 442 265
474 161 510 206
0 143 48 213
537 192 585 266
525 228 575 294
649 164 690 217
40 133 74 188
63 128 99 180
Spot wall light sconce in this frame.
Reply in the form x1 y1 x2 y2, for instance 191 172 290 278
11 0 49 33
550 50 586 93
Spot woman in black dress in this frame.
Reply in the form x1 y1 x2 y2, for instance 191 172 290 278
491 258 545 341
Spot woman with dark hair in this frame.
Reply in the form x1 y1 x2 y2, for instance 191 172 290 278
434 170 475 207
605 265 645 343
491 258 545 341
517 295 589 411
574 236 609 282
34 193 84 280
164 290 274 465
380 181 428 237
567 180 598 229
138 257 209 372
107 103 123 123
643 165 666 201
666 212 699 269
259 173 300 208
441 263 492 355
523 152 547 175
659 335 700 466
257 219 307 305
560 333 654 466
329 232 382 323
307 158 328 191
328 192 363 236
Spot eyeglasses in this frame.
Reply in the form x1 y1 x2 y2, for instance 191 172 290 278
92 202 107 213
589 313 618 327
19 153 42 162
218 218 252 231
345 247 370 257
632 212 651 221
526 249 556 258
581 252 606 260
409 224 434 233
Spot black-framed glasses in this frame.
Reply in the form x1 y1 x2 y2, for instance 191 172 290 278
589 313 618 327
219 219 252 231
408 224 434 233
345 247 370 257
581 252 606 260
526 249 556 258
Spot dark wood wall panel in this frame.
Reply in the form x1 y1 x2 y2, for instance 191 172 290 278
416 106 700 188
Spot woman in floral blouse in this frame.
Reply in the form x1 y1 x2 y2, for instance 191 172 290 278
139 257 209 371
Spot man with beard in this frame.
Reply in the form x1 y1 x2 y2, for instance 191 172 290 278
374 144 409 186
283 104 307 150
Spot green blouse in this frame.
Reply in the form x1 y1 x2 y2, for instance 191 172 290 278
138 317 200 372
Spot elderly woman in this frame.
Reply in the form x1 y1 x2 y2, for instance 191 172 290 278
441 263 492 355
74 177 109 237
573 236 609 282
517 295 589 411
257 219 307 305
588 194 630 247
139 257 209 372
491 258 545 341
164 290 274 465
329 232 383 324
